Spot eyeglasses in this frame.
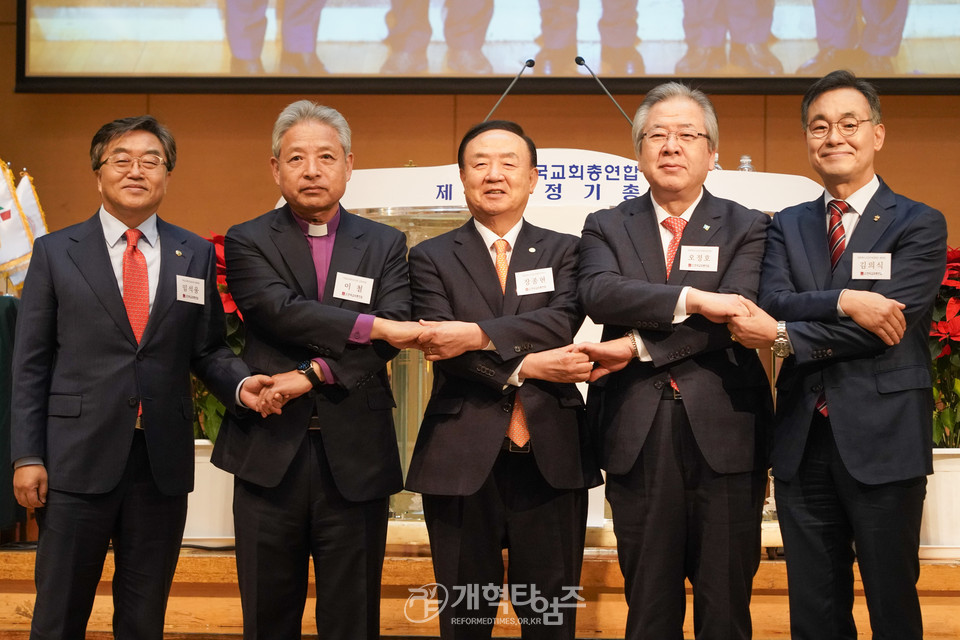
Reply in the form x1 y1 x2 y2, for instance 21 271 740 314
99 153 167 172
640 128 710 146
805 117 873 139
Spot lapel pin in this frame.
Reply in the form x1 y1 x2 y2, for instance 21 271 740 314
703 224 710 230
175 250 183 257
873 215 880 221
528 247 536 253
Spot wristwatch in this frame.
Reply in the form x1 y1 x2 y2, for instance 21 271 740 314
297 360 323 388
772 321 790 358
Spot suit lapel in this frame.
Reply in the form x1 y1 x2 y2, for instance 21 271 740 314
670 190 722 287
454 221 503 316
796 198 833 288
324 210 368 307
66 215 137 346
270 205 319 301
504 221 545 316
623 192 667 284
140 219 195 347
832 182 897 285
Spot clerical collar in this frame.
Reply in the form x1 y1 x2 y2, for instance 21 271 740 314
293 208 341 237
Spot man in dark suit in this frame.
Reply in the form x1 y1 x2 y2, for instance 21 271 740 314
729 70 947 640
212 100 417 639
11 115 273 640
404 120 598 639
576 82 774 640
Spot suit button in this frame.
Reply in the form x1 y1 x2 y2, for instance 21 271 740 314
128 397 138 407
812 384 823 392
514 346 522 353
136 352 144 361
826 348 833 356
654 381 664 390
502 403 512 412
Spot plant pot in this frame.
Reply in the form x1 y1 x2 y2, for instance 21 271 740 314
919 448 960 558
182 439 235 547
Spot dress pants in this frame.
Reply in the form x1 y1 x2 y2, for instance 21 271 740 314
606 396 765 640
31 430 187 640
423 448 588 640
811 0 908 57
681 0 774 47
225 0 327 58
233 431 389 640
775 413 926 640
384 0 492 53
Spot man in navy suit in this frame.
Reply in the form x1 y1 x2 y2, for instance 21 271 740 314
11 115 273 640
729 70 947 640
405 120 598 639
576 82 773 640
212 100 418 639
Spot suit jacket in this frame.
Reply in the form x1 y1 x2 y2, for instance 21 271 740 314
579 188 774 476
404 219 599 496
760 178 947 485
11 214 249 496
212 205 408 502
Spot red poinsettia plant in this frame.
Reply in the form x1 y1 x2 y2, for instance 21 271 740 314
929 247 960 447
192 233 246 442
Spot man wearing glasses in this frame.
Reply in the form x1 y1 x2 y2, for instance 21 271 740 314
576 82 773 639
11 115 274 639
729 70 947 640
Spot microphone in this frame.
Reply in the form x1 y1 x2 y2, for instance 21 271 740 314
483 59 535 122
575 56 633 127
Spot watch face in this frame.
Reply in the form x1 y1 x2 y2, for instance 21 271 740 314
773 341 790 358
297 360 311 373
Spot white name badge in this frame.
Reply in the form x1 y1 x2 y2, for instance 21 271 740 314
176 275 205 305
851 252 892 280
678 245 719 272
333 272 374 304
515 267 555 296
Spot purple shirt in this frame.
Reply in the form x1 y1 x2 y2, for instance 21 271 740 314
292 208 375 384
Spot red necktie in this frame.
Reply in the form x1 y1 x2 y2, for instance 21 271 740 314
495 239 530 448
816 200 849 417
662 216 687 279
123 229 149 343
827 199 848 270
661 217 687 394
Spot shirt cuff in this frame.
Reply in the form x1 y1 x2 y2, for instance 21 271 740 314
632 329 653 362
313 358 336 385
14 457 43 469
837 289 849 317
674 286 691 323
506 358 525 387
235 376 250 407
350 314 376 344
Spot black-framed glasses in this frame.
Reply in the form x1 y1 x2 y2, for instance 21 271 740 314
640 128 710 146
806 117 873 139
99 153 166 172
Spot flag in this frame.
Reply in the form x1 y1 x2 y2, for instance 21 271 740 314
16 171 48 240
0 159 34 273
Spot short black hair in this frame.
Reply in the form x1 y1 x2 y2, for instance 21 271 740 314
457 120 537 169
90 115 177 171
801 70 883 128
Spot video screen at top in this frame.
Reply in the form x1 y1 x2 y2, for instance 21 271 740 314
19 0 959 88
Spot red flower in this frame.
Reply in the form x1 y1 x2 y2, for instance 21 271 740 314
207 233 242 321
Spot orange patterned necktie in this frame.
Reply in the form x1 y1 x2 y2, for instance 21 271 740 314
661 217 687 394
123 228 149 343
662 216 687 279
495 239 530 447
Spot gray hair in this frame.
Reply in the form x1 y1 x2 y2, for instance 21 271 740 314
271 100 352 157
631 82 719 157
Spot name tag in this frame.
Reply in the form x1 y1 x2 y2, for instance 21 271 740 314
678 245 719 272
176 275 205 305
851 252 891 280
515 268 555 295
333 272 374 304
